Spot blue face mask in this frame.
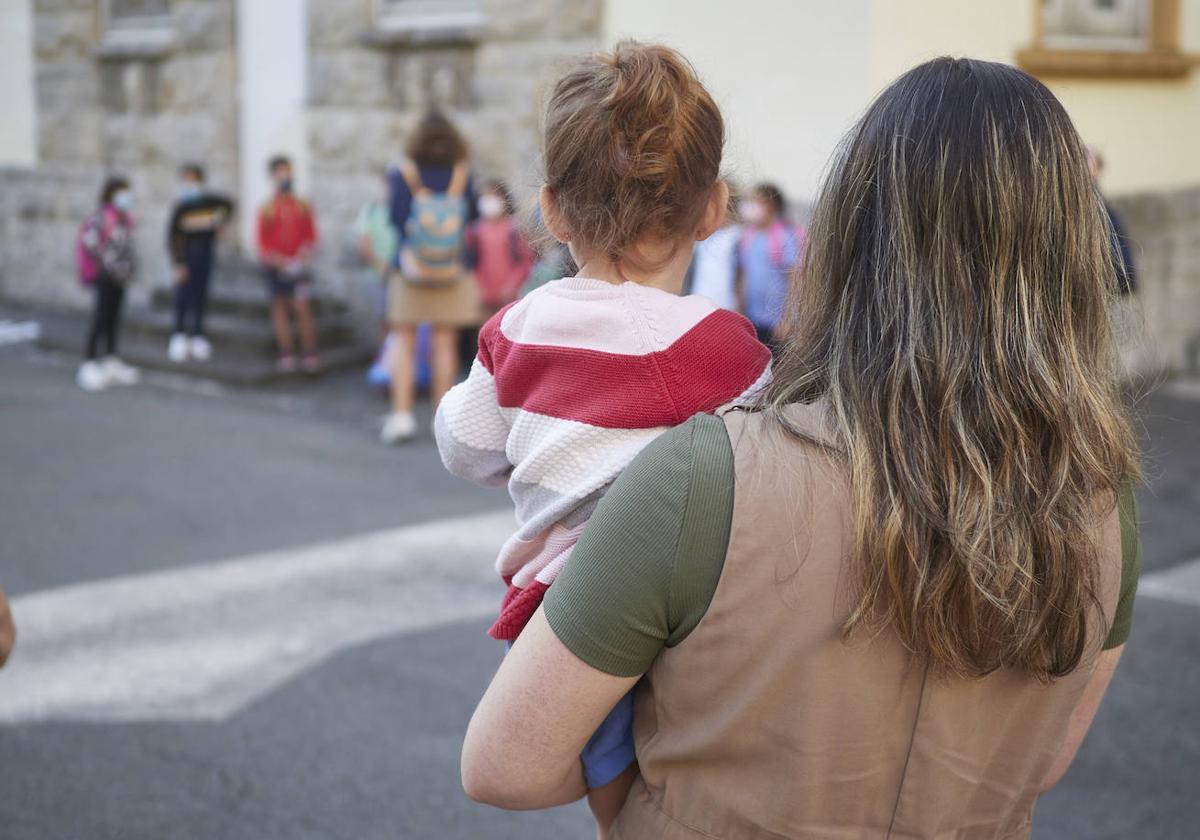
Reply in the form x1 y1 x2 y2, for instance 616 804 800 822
179 183 202 202
113 190 133 212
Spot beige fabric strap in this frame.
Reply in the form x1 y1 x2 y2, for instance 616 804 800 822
400 162 429 198
446 161 468 198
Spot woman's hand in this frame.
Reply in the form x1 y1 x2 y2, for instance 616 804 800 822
461 607 639 810
0 588 15 667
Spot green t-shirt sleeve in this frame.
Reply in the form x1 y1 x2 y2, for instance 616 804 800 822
543 413 735 677
1102 482 1142 650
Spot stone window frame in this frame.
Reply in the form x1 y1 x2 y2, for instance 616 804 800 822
96 0 177 60
1017 0 1195 78
365 0 486 46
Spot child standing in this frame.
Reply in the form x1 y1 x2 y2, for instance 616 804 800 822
77 176 140 392
435 42 771 836
735 182 803 351
466 180 533 317
257 154 320 373
166 163 234 363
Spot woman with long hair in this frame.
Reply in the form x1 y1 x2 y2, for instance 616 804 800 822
381 112 480 444
460 57 1142 838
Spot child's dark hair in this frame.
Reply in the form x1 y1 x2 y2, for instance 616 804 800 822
179 163 206 182
754 182 785 217
485 179 516 216
542 40 724 270
407 112 468 168
267 154 291 173
99 176 130 207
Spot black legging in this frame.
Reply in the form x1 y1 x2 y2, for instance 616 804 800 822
85 274 126 360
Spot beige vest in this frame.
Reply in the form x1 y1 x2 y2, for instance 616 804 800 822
612 406 1122 840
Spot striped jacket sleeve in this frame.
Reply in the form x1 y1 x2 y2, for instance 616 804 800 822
433 315 513 487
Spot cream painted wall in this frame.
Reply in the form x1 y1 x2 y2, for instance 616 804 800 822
605 0 1199 201
603 0 872 212
869 0 1200 195
0 0 38 167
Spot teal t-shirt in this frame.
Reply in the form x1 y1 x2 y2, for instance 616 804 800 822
355 201 399 280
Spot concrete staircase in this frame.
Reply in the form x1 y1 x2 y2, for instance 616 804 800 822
37 258 376 386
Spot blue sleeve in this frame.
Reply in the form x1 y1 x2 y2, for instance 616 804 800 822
782 228 801 269
464 173 480 225
388 168 412 248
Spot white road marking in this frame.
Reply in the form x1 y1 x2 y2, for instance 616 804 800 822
1138 556 1200 609
0 319 41 347
0 511 514 724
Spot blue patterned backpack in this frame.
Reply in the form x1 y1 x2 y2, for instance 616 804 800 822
398 161 468 287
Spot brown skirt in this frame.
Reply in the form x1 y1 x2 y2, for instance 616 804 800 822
387 271 482 327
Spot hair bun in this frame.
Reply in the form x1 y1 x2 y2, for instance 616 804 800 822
543 40 724 267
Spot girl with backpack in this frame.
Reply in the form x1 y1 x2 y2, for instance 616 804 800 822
466 180 533 317
77 176 140 392
735 182 804 351
381 112 480 445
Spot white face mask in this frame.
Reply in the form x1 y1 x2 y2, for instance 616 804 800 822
113 190 133 211
478 194 505 220
739 199 765 226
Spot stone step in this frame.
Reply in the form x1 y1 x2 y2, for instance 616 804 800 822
122 306 361 358
36 311 376 387
149 282 350 320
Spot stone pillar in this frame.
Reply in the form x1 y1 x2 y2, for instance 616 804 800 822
236 0 310 254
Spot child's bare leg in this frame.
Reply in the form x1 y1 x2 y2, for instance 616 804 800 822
587 761 638 840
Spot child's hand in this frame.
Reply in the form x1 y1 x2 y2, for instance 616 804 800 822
173 264 188 285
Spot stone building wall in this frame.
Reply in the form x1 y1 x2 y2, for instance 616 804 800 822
305 0 602 299
1111 186 1200 375
0 0 239 310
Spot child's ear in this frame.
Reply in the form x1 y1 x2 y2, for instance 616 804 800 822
539 186 570 244
695 180 730 241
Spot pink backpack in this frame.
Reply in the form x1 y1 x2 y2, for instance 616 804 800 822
75 213 103 287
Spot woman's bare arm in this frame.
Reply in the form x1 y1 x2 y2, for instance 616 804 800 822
461 607 639 809
1041 644 1124 792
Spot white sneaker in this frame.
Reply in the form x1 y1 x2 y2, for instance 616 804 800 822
189 335 212 361
380 411 417 444
168 333 189 362
103 356 140 386
76 360 108 392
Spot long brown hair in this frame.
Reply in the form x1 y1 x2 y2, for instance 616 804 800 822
407 112 467 168
765 57 1139 680
542 40 724 271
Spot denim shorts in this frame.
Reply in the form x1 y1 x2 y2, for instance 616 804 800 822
581 687 636 788
505 641 635 788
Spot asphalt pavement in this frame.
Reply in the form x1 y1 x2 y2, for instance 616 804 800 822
0 337 1197 839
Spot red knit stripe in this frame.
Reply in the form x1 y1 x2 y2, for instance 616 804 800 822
478 308 769 429
488 580 551 641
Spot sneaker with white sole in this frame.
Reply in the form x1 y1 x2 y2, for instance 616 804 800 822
103 356 140 386
189 335 212 361
380 411 417 444
168 333 189 362
76 360 108 392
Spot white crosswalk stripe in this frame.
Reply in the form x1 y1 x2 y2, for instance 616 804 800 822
0 319 41 347
0 511 514 724
1138 556 1200 609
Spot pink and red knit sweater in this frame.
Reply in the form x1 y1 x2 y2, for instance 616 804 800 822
433 276 772 640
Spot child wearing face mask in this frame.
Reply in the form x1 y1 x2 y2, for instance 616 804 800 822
465 180 534 316
166 163 234 363
257 154 320 372
734 182 804 351
77 176 140 392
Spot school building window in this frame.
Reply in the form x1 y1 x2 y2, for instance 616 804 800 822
1018 0 1192 78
